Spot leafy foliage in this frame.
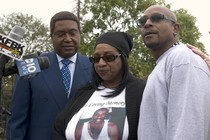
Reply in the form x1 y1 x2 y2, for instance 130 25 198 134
175 9 206 53
79 0 207 78
80 0 158 77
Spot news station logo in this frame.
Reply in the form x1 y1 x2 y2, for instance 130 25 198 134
0 33 26 60
16 58 41 79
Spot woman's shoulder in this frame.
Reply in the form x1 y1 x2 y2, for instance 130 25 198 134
126 75 146 92
128 74 146 85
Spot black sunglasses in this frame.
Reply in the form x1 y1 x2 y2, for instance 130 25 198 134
137 13 176 28
89 54 121 63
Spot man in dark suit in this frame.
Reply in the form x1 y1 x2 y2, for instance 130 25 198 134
6 11 92 140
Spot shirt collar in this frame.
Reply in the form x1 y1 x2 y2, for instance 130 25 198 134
56 53 77 64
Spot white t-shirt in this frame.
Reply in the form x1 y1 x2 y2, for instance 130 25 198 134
66 86 128 140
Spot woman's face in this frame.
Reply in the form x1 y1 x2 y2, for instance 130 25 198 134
93 44 123 88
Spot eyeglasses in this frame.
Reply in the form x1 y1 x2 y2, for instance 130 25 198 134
137 13 176 28
89 54 121 63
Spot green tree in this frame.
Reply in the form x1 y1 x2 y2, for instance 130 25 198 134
0 13 51 138
79 0 206 78
80 0 159 77
175 9 206 53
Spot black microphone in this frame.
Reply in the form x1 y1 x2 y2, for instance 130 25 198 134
3 53 50 79
0 25 26 78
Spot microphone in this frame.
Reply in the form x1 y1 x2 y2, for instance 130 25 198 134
3 53 50 79
0 26 26 78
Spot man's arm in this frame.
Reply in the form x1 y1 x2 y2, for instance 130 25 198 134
108 122 118 140
75 122 84 140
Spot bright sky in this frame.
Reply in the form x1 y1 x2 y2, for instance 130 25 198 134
0 0 209 55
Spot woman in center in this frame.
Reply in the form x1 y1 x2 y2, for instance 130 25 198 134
52 31 146 140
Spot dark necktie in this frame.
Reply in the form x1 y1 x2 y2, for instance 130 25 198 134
61 59 71 96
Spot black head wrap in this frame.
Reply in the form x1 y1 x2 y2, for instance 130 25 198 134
95 31 133 57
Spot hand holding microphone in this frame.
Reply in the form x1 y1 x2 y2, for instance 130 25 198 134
0 26 50 79
0 25 25 78
3 52 50 79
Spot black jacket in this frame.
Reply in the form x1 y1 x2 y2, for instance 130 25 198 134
52 75 146 140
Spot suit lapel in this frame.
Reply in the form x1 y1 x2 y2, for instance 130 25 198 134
42 52 68 110
70 54 92 99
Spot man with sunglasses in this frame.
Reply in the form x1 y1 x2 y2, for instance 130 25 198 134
138 5 210 140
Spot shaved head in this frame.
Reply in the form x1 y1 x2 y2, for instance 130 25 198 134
144 5 177 22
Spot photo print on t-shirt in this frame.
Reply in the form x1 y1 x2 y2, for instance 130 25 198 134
75 106 126 140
